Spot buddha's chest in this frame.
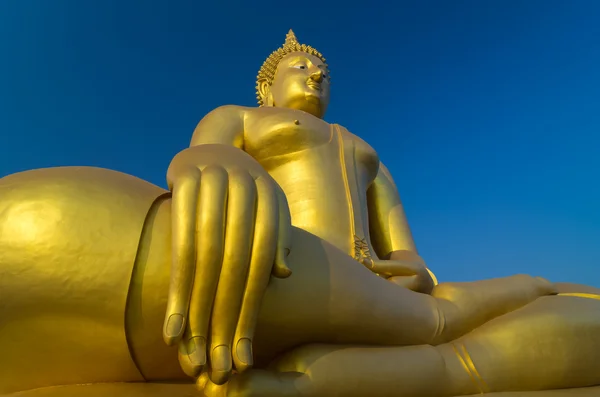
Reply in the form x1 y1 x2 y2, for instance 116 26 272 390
244 108 331 160
244 108 379 181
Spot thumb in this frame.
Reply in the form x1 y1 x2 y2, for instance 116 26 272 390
360 258 421 278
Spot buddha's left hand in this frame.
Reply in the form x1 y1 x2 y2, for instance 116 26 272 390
360 250 434 294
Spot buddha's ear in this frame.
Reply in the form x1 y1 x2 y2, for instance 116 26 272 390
257 78 274 106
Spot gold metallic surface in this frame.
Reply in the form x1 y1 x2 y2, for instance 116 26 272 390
0 168 163 392
558 292 600 300
1 30 599 396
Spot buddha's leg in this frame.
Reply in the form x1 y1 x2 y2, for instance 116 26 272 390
0 167 182 394
465 387 600 397
223 294 600 397
0 167 440 391
0 166 566 395
444 294 600 394
131 200 555 370
0 166 440 392
249 227 556 364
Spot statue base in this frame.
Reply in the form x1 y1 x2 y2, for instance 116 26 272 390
3 383 600 397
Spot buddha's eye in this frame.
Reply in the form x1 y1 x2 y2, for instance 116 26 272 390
293 65 307 70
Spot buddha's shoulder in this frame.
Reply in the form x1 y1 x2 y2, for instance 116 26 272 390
205 105 289 122
335 124 369 144
205 104 253 117
335 124 380 164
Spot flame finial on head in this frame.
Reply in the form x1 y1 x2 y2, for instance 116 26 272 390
285 29 298 46
256 29 328 106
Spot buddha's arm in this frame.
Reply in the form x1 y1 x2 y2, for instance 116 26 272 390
168 105 257 189
169 106 269 182
167 106 249 189
189 105 245 149
168 105 272 182
367 162 437 283
166 105 292 383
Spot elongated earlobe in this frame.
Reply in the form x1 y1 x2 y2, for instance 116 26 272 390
256 79 271 106
257 79 273 107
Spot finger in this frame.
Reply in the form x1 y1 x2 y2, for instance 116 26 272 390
180 165 229 376
197 372 228 397
209 169 258 385
427 268 439 286
361 258 422 278
272 190 292 278
231 177 279 376
177 327 205 378
163 166 201 346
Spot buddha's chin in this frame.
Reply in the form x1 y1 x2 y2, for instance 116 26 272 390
282 95 326 117
304 93 325 110
298 99 325 118
305 93 321 103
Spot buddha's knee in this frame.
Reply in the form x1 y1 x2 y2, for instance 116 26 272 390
450 296 600 392
0 167 170 392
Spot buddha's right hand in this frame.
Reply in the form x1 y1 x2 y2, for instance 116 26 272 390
163 144 293 385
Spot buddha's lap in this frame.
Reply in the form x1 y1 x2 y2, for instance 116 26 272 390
0 167 178 392
0 168 382 361
0 167 420 388
448 294 600 392
264 296 600 396
0 166 440 392
4 382 600 397
2 168 599 393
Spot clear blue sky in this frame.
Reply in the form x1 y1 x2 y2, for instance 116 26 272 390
1 0 599 286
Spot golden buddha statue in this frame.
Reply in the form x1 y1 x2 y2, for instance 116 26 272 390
0 30 599 397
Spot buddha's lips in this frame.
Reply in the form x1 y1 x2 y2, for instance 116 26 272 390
307 81 321 90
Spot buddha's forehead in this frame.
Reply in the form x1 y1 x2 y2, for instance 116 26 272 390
279 51 325 68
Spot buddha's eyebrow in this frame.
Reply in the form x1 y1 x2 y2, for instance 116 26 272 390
288 56 327 72
289 56 309 64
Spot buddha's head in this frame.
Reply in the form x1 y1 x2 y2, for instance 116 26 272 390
256 30 330 118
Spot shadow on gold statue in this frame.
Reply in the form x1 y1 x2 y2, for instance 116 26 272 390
1 30 599 397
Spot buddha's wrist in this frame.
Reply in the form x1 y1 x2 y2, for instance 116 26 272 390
166 144 263 189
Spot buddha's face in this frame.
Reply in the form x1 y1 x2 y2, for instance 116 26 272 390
262 52 330 118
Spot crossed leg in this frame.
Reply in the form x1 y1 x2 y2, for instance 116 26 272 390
248 227 557 366
210 293 600 397
0 169 589 397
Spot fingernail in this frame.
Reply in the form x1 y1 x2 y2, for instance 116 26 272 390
274 259 292 278
186 336 207 366
210 345 232 385
235 338 253 367
279 266 292 278
165 314 185 339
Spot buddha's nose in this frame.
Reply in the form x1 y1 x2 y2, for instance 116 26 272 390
310 70 323 83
